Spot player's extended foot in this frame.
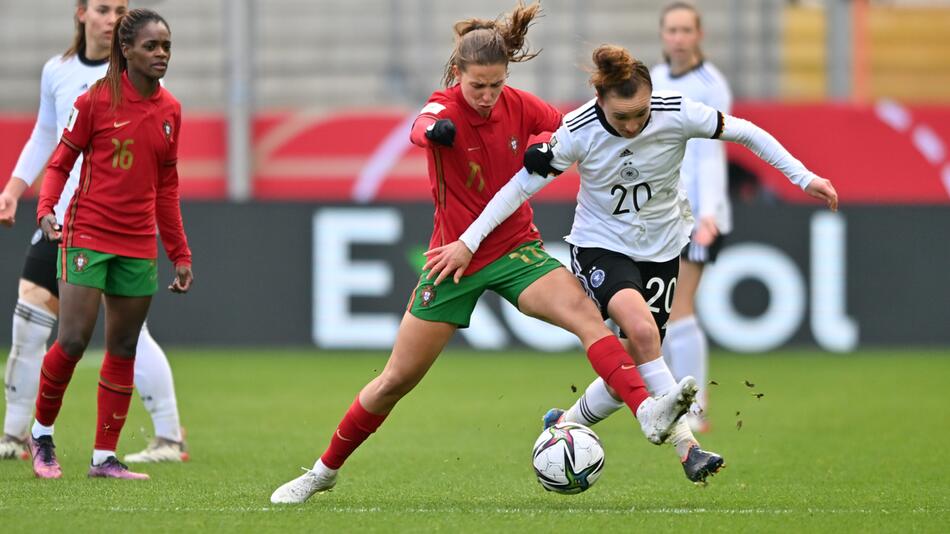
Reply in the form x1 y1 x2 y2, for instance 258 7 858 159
0 435 29 460
541 408 565 430
29 435 62 479
124 437 189 463
88 456 150 480
271 467 338 504
681 444 724 484
636 376 698 445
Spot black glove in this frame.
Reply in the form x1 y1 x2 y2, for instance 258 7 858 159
425 119 456 148
523 142 562 177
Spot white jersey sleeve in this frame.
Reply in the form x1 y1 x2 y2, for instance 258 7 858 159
681 96 723 141
719 114 815 191
549 118 584 173
459 168 549 253
11 59 60 185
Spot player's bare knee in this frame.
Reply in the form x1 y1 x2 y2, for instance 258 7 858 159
57 335 89 357
18 279 58 316
623 320 661 356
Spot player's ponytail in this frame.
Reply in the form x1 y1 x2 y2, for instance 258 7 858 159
95 8 170 110
442 1 542 87
589 44 652 98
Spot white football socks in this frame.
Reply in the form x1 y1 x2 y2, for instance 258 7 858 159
31 421 54 439
133 323 183 443
5 301 55 439
562 377 624 426
663 315 709 416
92 449 115 466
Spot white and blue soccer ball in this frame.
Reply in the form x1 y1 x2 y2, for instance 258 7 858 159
532 422 605 494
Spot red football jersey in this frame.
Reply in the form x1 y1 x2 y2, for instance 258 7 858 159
413 85 562 274
37 72 191 266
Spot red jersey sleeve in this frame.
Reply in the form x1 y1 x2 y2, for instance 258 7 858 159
410 91 455 148
156 108 191 266
36 91 94 224
522 90 562 135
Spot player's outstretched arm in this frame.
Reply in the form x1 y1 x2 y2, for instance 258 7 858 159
717 114 838 211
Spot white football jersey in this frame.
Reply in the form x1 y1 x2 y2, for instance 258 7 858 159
651 61 733 234
549 91 723 262
12 52 109 225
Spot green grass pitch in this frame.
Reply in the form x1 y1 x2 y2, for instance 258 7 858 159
1 348 948 532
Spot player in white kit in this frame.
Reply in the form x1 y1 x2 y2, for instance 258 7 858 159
424 44 838 484
0 0 188 464
652 2 733 432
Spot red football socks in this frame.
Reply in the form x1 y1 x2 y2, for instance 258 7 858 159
320 396 388 470
34 342 82 426
586 336 649 415
94 352 135 451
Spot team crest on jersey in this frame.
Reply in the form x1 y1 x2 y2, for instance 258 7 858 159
163 120 173 140
509 136 519 154
420 286 437 307
620 161 640 181
549 135 558 149
72 252 90 273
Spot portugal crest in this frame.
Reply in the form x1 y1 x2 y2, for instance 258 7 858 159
163 120 172 140
509 135 519 154
420 286 437 307
72 252 90 273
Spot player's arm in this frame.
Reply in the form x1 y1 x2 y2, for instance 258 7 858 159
409 100 456 148
155 112 193 293
1 62 60 227
683 97 838 211
423 126 577 285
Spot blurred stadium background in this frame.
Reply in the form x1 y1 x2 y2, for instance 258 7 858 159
3 0 949 352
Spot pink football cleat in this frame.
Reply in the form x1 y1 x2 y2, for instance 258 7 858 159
87 456 150 480
29 435 63 479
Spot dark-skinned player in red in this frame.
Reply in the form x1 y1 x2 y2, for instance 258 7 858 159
30 8 192 480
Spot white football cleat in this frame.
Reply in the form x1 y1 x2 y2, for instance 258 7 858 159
124 438 189 463
636 376 698 445
270 467 337 504
0 435 29 460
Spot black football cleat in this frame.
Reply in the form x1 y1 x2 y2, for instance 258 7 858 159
682 445 724 484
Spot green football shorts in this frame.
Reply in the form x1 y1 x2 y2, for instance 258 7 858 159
408 240 563 327
58 247 158 297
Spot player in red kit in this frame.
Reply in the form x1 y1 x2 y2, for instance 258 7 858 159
29 8 191 480
271 1 697 504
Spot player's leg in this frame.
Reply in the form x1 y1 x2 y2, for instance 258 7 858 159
665 255 709 431
89 291 152 479
2 235 59 459
271 312 457 504
495 242 692 444
272 270 475 504
30 275 102 479
124 322 188 463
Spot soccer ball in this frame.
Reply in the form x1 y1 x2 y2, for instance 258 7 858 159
531 422 605 494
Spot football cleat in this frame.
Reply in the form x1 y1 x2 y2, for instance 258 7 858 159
88 456 150 480
681 445 724 484
124 437 189 463
270 467 338 504
541 408 565 430
636 376 698 445
0 435 29 460
29 435 62 479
